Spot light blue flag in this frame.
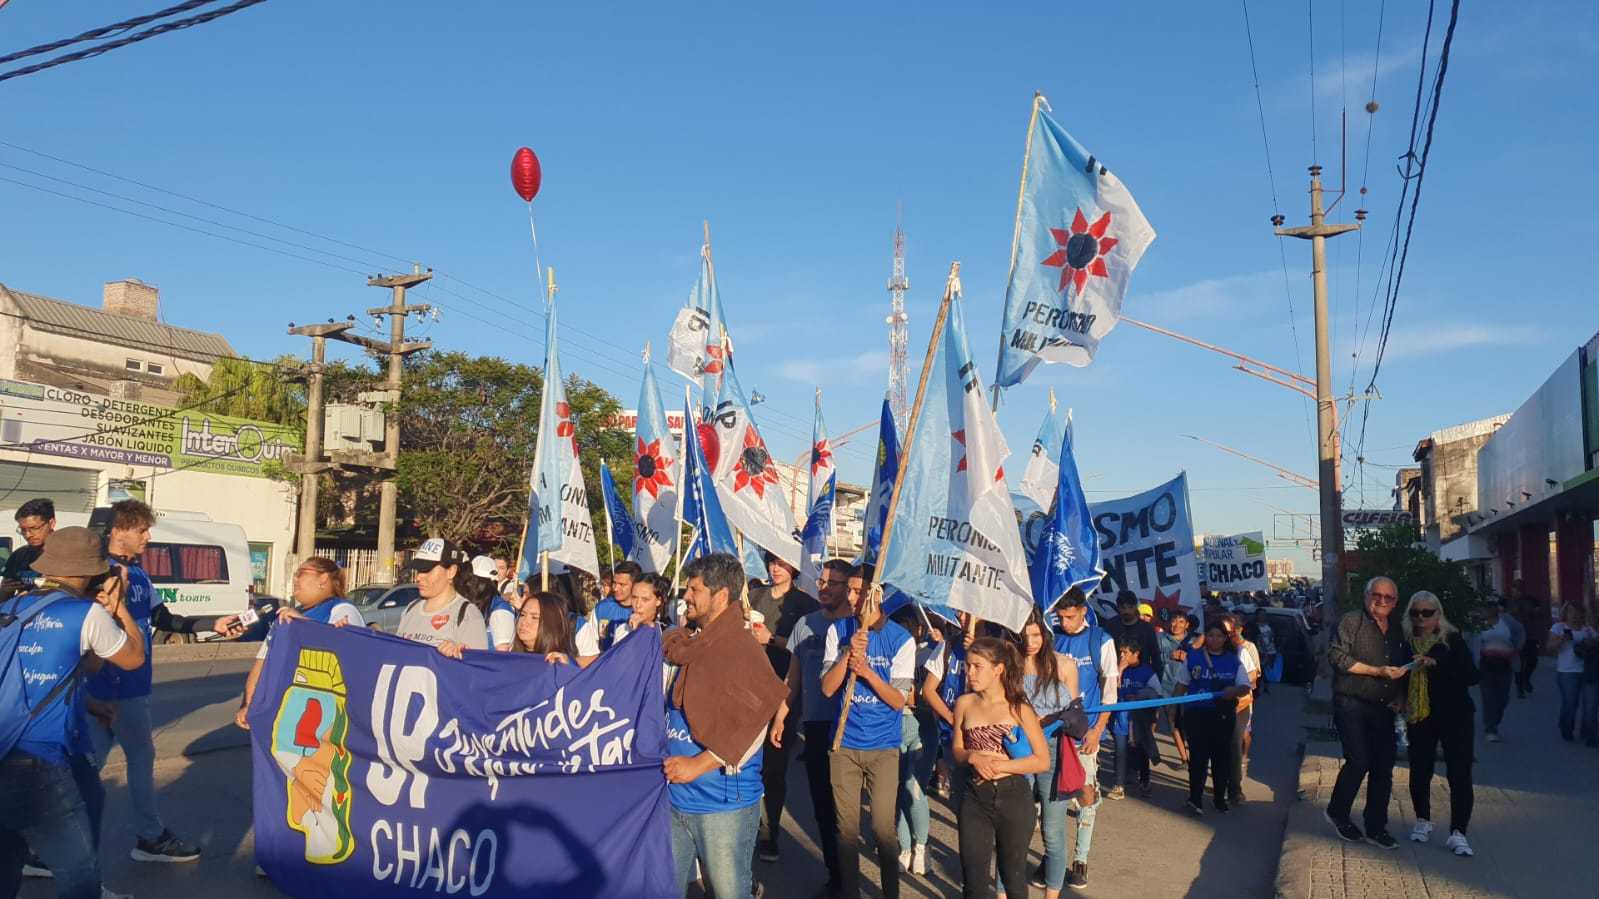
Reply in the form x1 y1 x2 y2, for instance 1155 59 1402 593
741 537 768 583
681 394 736 563
994 103 1156 388
520 300 568 579
630 358 679 573
1028 425 1104 614
599 459 635 562
878 284 1034 633
858 398 900 566
692 250 730 409
1015 397 1069 515
800 473 835 595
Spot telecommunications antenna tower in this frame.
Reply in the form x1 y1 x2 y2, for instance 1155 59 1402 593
886 210 910 429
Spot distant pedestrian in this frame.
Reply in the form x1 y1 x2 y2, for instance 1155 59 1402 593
1546 603 1598 743
1162 614 1195 769
1250 609 1277 694
1477 597 1524 742
1324 576 1410 849
1401 590 1476 857
1511 582 1543 698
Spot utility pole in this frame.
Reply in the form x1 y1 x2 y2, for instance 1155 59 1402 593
287 322 353 560
367 268 432 583
1276 165 1359 608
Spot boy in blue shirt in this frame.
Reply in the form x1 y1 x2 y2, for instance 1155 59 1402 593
821 565 914 899
1112 639 1162 798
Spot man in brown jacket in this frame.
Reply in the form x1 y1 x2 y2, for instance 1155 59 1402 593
662 553 788 898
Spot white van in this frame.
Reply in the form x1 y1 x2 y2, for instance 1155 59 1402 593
1 506 254 638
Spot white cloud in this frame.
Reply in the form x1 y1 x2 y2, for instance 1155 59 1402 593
1376 324 1545 361
1133 269 1298 322
779 350 889 384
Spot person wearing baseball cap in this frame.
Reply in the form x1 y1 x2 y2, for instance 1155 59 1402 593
395 538 488 657
1 527 146 899
468 555 516 652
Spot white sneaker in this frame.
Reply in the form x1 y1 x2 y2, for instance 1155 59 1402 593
102 888 133 899
911 844 927 876
1486 731 1502 743
898 849 912 872
1410 819 1434 843
1446 830 1474 857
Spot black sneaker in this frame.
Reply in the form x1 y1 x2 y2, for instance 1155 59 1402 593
756 838 779 863
131 829 201 863
1324 809 1363 842
1185 798 1205 816
1066 862 1088 889
1214 798 1231 813
1030 863 1046 888
1366 830 1399 850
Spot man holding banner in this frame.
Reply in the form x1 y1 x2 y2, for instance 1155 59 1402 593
661 553 788 899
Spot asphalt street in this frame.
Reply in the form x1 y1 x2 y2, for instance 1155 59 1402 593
24 649 1305 899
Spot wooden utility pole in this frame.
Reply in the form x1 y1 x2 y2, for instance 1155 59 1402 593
1276 165 1359 608
367 268 432 583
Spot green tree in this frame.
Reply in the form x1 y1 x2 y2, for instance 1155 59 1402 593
1345 524 1490 629
392 352 631 553
174 356 306 424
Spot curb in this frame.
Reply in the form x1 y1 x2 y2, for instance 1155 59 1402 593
154 641 262 663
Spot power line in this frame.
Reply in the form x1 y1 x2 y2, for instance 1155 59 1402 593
1240 0 1315 446
0 0 269 84
0 0 219 67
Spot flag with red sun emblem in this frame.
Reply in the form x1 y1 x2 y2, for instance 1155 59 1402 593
994 100 1156 388
879 280 1033 633
799 389 836 595
629 357 679 573
519 297 599 580
704 362 801 568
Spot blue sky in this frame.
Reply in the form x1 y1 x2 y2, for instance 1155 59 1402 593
2 1 1594 576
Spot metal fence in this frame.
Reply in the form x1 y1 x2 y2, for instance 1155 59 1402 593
315 545 413 589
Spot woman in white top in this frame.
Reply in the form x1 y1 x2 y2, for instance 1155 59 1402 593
1546 603 1598 743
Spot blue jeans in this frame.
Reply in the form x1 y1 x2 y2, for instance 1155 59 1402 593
1555 672 1599 741
0 753 101 899
1031 740 1099 888
90 693 164 841
670 801 759 899
896 714 930 852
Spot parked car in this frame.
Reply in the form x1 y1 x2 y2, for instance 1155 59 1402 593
1258 606 1318 685
347 582 393 608
354 583 420 633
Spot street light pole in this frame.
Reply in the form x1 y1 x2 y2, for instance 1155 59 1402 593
1277 165 1360 607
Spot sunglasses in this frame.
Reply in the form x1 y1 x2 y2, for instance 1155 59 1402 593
1408 608 1438 619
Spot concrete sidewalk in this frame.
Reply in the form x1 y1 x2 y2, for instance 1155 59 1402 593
1278 666 1596 899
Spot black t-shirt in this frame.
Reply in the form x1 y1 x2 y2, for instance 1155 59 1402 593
2 544 43 582
1102 616 1164 683
748 583 818 677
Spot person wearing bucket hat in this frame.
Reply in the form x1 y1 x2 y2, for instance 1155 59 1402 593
395 538 488 657
1 526 147 899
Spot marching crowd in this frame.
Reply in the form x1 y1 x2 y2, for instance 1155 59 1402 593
7 494 1579 899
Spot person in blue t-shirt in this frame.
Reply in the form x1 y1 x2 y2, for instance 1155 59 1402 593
784 558 853 895
84 500 201 863
661 554 788 899
1050 589 1118 890
820 564 915 899
1173 620 1253 815
1112 640 1162 798
1 526 146 898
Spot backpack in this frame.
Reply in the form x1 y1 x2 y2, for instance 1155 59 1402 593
0 591 82 760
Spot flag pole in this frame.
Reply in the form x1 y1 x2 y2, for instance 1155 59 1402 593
541 264 559 595
990 91 1048 413
671 384 691 596
834 261 962 751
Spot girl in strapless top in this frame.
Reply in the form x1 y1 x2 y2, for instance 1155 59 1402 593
951 637 1050 899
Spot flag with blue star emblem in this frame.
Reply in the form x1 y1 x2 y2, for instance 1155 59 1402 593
1029 422 1104 614
994 100 1156 388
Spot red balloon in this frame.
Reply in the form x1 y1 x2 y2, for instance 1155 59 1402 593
511 147 542 202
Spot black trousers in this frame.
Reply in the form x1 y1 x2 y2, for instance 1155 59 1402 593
1517 644 1540 695
1407 711 1474 834
1182 706 1235 804
800 721 842 890
1328 695 1397 834
759 711 797 845
956 773 1032 899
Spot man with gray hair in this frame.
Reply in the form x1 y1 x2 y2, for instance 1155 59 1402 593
1324 575 1416 849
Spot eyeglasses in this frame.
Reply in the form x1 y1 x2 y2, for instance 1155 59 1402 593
1369 593 1398 604
16 523 50 537
1409 608 1438 619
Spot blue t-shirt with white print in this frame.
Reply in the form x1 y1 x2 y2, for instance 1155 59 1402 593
664 664 763 814
824 618 915 751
